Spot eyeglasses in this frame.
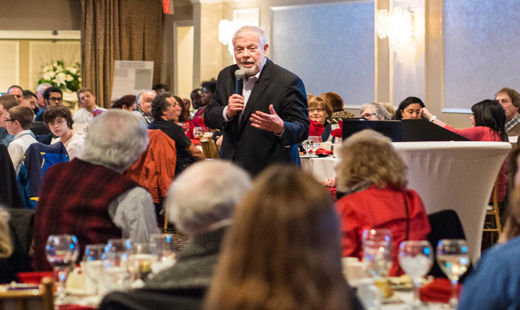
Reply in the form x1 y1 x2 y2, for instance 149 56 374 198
361 113 377 119
309 108 325 113
49 97 63 101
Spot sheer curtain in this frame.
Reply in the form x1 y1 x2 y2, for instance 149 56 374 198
80 0 164 108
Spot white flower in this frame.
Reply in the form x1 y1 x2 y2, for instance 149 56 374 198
68 67 78 75
55 72 67 85
65 74 74 82
43 72 54 80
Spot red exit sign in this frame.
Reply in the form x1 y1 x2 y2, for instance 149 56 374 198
163 0 174 15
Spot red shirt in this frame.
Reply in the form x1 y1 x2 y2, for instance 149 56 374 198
335 186 431 276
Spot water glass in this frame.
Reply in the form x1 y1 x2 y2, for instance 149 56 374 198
150 233 176 274
362 229 393 279
103 238 132 291
436 239 470 307
45 234 79 304
398 240 434 309
82 244 106 295
302 139 313 154
129 243 153 281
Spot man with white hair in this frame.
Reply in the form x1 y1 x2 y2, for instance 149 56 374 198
133 89 156 125
99 160 252 309
204 25 309 176
32 110 159 271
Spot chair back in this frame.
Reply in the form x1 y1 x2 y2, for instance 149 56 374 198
0 277 53 310
200 138 219 159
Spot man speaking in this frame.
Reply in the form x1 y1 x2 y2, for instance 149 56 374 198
204 25 309 175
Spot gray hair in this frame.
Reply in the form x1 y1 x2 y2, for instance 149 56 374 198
36 83 51 96
360 102 392 120
83 110 149 173
135 89 156 109
167 160 252 236
232 25 267 47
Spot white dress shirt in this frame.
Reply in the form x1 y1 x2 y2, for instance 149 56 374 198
8 129 37 173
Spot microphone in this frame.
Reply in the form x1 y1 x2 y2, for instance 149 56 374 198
235 69 246 94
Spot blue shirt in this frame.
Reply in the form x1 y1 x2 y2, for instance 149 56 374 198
0 127 13 147
458 236 520 310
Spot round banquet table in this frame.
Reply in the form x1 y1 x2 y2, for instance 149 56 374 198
301 141 512 262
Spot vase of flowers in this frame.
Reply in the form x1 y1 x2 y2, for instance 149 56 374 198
38 60 81 93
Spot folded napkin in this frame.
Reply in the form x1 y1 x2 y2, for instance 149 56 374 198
331 120 343 137
16 271 53 284
419 278 462 303
315 148 333 156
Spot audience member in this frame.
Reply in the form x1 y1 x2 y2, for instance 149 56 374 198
99 160 252 309
394 96 425 120
0 95 18 147
35 86 63 122
458 184 520 309
33 110 159 270
205 165 362 310
320 91 355 122
73 88 105 134
422 99 508 203
175 95 194 139
35 83 50 111
43 105 85 160
335 129 430 276
192 80 215 129
111 95 136 111
360 102 392 120
190 88 203 111
5 105 36 172
21 90 38 113
133 89 156 126
308 95 333 141
7 85 23 104
380 102 395 118
496 87 520 136
149 93 204 175
152 83 169 94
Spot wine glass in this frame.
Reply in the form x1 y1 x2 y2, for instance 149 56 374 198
398 240 434 309
362 229 393 279
302 139 313 154
82 244 106 295
45 234 79 305
436 239 470 307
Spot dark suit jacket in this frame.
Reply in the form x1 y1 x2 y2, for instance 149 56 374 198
204 59 309 175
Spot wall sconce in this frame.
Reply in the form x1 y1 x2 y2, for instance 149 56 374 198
219 19 243 57
376 5 424 62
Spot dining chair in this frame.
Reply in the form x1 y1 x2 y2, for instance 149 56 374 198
0 277 53 310
483 180 502 245
200 138 219 159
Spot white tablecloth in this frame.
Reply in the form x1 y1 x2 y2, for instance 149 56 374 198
301 141 511 262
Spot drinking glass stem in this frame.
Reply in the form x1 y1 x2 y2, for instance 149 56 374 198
449 279 458 307
54 266 70 304
412 278 421 307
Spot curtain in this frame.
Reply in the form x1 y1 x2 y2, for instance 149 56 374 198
80 0 164 108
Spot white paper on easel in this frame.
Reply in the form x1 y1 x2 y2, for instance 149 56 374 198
111 60 154 100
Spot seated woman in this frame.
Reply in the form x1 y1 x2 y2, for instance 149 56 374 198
149 93 204 175
110 95 136 111
308 95 333 141
422 99 508 203
394 96 425 120
205 165 362 310
360 102 392 120
174 95 194 139
43 105 85 160
335 129 430 276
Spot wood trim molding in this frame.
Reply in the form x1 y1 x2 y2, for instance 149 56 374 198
0 31 80 40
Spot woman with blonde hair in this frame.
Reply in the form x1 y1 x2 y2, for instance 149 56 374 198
335 129 430 276
308 95 333 141
205 165 361 310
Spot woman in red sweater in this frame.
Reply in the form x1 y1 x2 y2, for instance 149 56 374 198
335 129 430 276
422 99 508 202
